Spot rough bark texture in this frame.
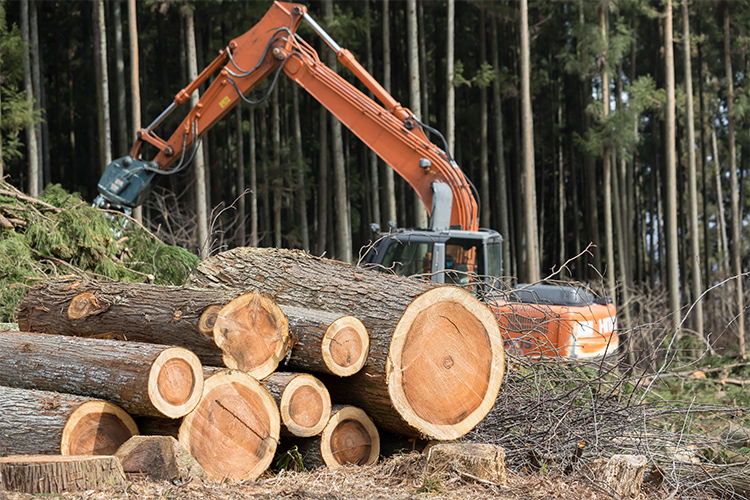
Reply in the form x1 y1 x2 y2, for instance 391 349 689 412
285 405 380 469
262 372 331 437
0 386 138 457
190 248 505 440
18 278 241 365
179 369 280 482
0 331 203 418
0 455 125 494
587 454 647 498
115 435 207 482
424 442 508 485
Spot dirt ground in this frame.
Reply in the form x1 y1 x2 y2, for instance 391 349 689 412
0 453 697 500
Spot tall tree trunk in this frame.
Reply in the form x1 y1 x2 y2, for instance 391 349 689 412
317 102 328 255
185 8 209 258
712 128 729 275
723 4 744 354
520 0 539 282
250 107 259 247
492 17 510 277
272 85 282 249
408 0 428 229
600 1 616 305
128 0 143 224
364 0 380 228
236 106 246 247
29 0 43 189
697 28 710 292
382 0 397 226
446 0 456 155
683 0 704 341
21 0 39 196
479 11 490 229
665 0 681 334
94 0 111 169
614 62 632 334
113 0 128 157
293 87 309 252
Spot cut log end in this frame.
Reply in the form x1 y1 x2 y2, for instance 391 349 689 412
0 455 125 494
198 305 224 337
60 401 139 456
67 292 105 320
148 347 204 418
179 370 280 482
213 292 290 379
321 406 379 468
322 316 369 376
388 287 505 440
280 374 331 438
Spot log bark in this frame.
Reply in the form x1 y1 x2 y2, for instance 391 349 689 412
115 435 207 482
190 248 506 440
262 372 331 437
424 443 508 485
587 454 647 498
286 405 380 469
0 386 138 457
0 331 203 418
0 455 125 494
178 369 280 482
282 306 369 377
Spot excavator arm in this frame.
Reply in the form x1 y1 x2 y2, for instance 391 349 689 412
96 1 478 231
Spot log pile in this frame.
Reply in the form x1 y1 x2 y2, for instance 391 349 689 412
2 246 505 491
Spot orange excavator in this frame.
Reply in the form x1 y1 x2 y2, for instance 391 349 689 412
94 1 618 360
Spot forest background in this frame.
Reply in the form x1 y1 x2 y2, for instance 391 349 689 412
1 0 750 361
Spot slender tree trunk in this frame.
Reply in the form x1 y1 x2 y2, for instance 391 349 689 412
492 17 510 276
21 0 39 196
293 87 309 252
95 0 111 168
446 0 456 155
272 85 282 249
250 107 259 247
113 0 128 157
697 30 710 292
29 0 43 189
408 0 427 229
128 0 143 224
600 2 616 305
723 4 744 354
236 106 246 247
712 128 729 275
317 103 328 255
185 9 209 258
520 0 539 282
383 0 397 226
364 0 381 228
683 0 704 341
479 11 490 229
665 0 681 334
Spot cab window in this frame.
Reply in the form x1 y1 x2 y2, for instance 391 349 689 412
379 241 434 277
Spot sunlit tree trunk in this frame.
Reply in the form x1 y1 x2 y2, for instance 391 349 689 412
94 0 111 168
408 0 428 228
382 0 396 226
21 0 39 196
185 7 209 258
520 0 539 282
128 0 143 224
364 0 380 228
30 0 45 188
723 4 744 354
446 0 456 155
665 0 681 333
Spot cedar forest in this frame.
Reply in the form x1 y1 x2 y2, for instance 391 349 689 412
1 0 750 361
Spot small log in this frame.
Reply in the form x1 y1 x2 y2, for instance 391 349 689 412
282 306 369 377
190 247 506 440
0 386 137 457
262 372 331 437
0 331 203 418
424 443 508 485
587 454 648 498
179 369 280 482
289 405 380 469
0 455 125 494
115 435 207 482
213 292 290 379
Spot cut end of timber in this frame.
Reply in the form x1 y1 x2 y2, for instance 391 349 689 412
387 286 505 441
67 291 105 320
322 316 369 376
60 401 139 456
148 347 204 418
198 305 224 337
179 369 280 482
320 406 379 467
280 374 331 438
213 292 290 379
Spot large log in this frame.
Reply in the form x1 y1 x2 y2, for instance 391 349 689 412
0 455 125 494
178 369 280 482
262 372 331 437
189 247 505 441
17 278 290 378
0 386 138 456
0 331 203 418
286 405 380 469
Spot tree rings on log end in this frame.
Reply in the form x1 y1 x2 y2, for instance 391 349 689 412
213 292 290 379
0 455 125 494
320 406 379 468
61 401 139 456
322 316 369 376
198 305 223 337
278 374 331 438
147 347 204 418
387 287 505 441
179 370 280 482
67 292 106 320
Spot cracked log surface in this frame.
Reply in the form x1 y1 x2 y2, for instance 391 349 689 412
190 248 505 440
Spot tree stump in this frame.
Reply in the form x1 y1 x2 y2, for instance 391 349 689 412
424 443 508 485
178 369 280 482
0 386 137 457
289 405 380 469
0 331 203 418
0 455 125 494
587 454 648 498
115 435 207 482
190 247 505 440
262 372 331 437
